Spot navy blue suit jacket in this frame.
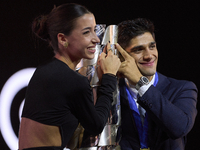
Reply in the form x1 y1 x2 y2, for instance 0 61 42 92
119 72 198 150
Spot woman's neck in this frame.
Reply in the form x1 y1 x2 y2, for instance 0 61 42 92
54 53 80 70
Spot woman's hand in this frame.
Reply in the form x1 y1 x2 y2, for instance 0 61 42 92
98 42 121 77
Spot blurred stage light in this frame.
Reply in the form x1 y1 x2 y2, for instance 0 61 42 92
0 68 35 150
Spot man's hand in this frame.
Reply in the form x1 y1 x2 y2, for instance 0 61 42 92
115 43 142 85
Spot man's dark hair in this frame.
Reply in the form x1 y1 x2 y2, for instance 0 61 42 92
118 18 155 49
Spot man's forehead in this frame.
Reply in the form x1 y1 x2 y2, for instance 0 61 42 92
129 32 155 47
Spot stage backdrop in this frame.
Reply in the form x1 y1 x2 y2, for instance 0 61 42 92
0 1 199 149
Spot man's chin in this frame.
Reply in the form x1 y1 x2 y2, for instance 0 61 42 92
141 70 156 77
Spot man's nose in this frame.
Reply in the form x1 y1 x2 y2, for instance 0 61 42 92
143 48 152 60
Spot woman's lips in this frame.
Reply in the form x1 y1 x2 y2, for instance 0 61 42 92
88 47 96 53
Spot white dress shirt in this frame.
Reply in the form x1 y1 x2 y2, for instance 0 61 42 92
125 75 155 124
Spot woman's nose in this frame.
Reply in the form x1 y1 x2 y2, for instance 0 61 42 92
92 33 100 43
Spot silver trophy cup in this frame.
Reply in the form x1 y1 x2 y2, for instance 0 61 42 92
78 25 121 150
102 25 118 55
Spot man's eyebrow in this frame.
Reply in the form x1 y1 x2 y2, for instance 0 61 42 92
150 41 156 45
130 45 144 51
130 41 156 52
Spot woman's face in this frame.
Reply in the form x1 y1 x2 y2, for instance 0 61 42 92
65 13 100 61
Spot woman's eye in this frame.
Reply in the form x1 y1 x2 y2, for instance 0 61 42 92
83 31 90 34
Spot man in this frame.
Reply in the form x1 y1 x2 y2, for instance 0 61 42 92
115 18 198 150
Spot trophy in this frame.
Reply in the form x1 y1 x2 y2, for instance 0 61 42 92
78 25 121 150
101 25 118 55
96 25 121 150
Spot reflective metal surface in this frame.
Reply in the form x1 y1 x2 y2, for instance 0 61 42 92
101 25 118 55
78 25 121 150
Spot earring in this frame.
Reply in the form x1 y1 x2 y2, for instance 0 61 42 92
64 42 68 48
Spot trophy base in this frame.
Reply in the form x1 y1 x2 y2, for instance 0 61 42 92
78 145 121 150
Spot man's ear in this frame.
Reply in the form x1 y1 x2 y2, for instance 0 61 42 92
57 33 68 47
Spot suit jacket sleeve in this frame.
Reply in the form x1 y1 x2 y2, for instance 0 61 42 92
137 78 198 139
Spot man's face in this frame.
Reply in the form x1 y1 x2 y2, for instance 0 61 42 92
125 32 158 79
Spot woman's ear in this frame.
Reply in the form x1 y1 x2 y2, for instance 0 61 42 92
57 33 68 48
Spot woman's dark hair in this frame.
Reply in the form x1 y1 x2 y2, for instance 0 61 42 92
32 3 92 51
118 18 155 49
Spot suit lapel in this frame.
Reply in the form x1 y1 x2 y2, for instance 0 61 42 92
155 73 170 95
119 78 139 133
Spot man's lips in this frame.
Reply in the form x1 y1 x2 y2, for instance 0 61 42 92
140 60 155 66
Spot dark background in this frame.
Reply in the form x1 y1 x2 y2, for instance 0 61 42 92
0 0 199 149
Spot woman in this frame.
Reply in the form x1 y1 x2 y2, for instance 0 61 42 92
18 3 121 150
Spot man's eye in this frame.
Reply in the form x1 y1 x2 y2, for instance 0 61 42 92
150 45 156 49
133 48 143 53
